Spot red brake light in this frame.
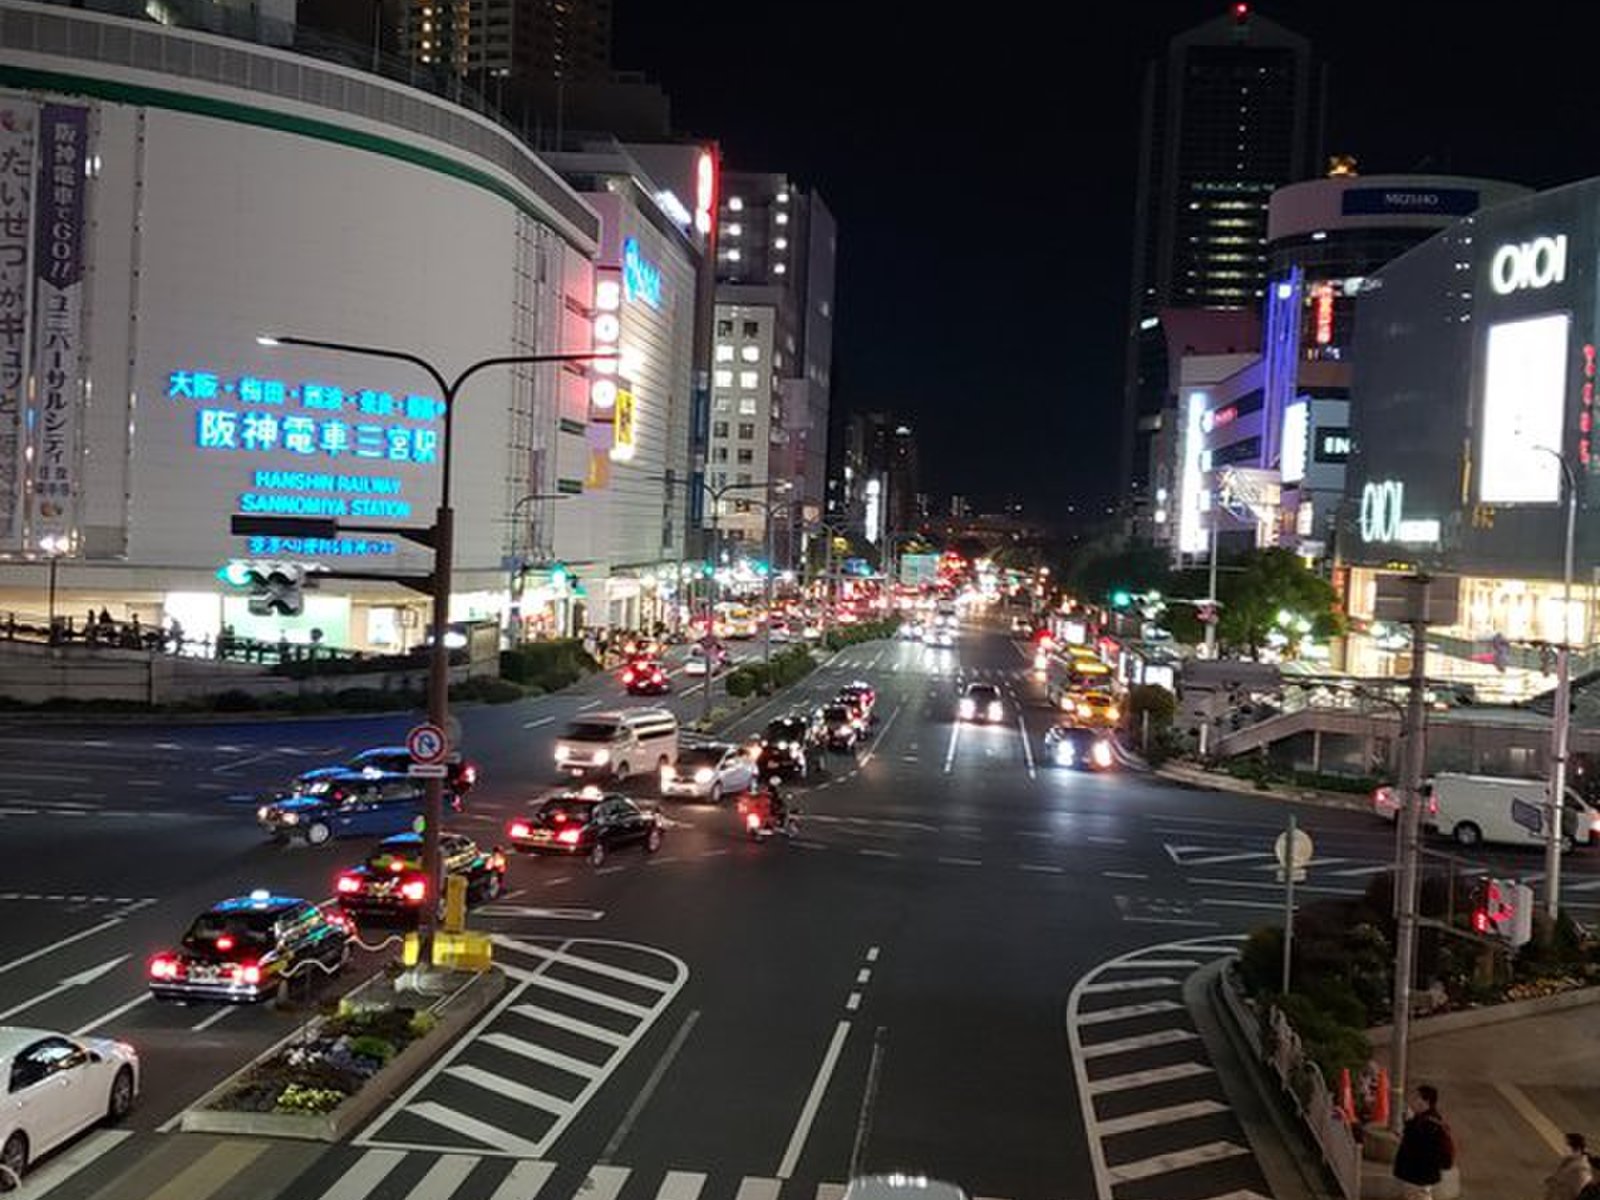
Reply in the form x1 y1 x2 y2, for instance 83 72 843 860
215 934 235 952
336 874 362 894
623 670 634 682
232 962 261 985
463 765 476 784
509 821 531 839
556 827 582 845
400 878 427 903
149 955 182 980
746 812 762 830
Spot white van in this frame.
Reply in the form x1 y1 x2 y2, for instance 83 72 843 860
1429 772 1598 850
553 708 679 781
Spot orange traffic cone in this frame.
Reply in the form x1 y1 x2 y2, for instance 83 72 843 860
1338 1067 1357 1124
1371 1067 1391 1127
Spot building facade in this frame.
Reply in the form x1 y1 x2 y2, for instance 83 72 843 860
402 0 612 83
1121 2 1320 512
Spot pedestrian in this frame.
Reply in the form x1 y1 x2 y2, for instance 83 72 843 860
1548 1133 1593 1200
1392 1084 1455 1200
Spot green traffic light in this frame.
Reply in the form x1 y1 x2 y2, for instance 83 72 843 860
216 560 252 588
1111 589 1133 609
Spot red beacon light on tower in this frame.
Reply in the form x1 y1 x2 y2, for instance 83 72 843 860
1231 1 1250 20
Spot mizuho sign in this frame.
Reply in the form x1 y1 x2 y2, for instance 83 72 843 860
1490 235 1568 295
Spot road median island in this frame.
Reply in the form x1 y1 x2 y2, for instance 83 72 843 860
1156 759 1371 812
179 967 504 1141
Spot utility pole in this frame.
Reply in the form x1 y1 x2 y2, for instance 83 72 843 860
1389 587 1431 1133
1544 451 1578 920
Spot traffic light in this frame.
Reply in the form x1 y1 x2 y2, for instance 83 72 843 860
1472 877 1534 948
1196 602 1219 625
1110 589 1133 610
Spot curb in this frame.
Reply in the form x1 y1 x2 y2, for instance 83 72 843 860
1366 981 1600 1045
1188 959 1339 1200
1157 763 1371 813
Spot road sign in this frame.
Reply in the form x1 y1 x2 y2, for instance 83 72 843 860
407 722 448 765
1275 828 1314 872
408 762 448 778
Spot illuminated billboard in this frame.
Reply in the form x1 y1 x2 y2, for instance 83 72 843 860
1479 313 1569 504
1280 400 1309 485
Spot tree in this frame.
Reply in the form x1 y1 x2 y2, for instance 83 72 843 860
1063 538 1172 607
1216 547 1344 657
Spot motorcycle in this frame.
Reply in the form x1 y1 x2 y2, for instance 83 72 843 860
736 792 801 841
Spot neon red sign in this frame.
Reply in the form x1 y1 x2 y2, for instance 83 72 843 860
1580 342 1595 469
1312 283 1335 346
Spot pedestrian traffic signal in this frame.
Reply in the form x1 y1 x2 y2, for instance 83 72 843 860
1472 877 1533 948
1196 602 1219 625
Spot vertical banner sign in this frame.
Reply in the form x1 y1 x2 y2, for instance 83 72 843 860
29 104 88 541
0 100 34 551
610 386 637 462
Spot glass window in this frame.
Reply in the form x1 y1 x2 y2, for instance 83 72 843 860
738 397 758 415
737 448 754 464
740 345 760 363
715 344 734 363
713 447 728 463
714 369 733 388
713 397 731 413
742 320 760 338
716 318 733 336
713 421 729 438
739 371 759 390
738 423 756 440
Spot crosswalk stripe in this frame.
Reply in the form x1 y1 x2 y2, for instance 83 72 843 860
578 1165 632 1200
815 1184 847 1200
1103 958 1201 969
1081 1028 1198 1058
0 1130 130 1199
402 1101 545 1156
321 1149 407 1200
527 971 652 1017
734 1179 782 1200
445 1063 570 1116
402 1155 479 1200
1076 999 1184 1025
656 1170 708 1200
481 1031 603 1079
487 1160 557 1200
494 937 674 993
511 1002 629 1047
145 1139 269 1200
1087 1061 1214 1094
1104 1140 1249 1183
1081 976 1180 993
1095 1098 1229 1136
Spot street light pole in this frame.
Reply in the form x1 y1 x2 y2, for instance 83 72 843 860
1538 448 1579 921
260 335 610 971
505 491 568 646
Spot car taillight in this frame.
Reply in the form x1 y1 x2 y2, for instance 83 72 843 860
557 828 582 845
463 765 477 785
232 963 261 986
149 955 183 980
510 821 531 839
215 934 235 951
336 874 362 894
746 812 762 830
623 670 635 682
400 878 427 902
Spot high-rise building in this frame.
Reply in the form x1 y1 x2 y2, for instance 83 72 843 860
402 0 612 83
1120 3 1321 512
707 172 835 567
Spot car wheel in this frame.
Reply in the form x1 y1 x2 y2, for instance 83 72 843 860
1453 821 1482 847
106 1066 134 1123
589 841 607 867
614 761 630 782
709 782 723 805
646 827 663 853
1 1132 27 1190
305 821 332 846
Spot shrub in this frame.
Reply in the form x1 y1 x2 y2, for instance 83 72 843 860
724 667 760 698
212 688 262 712
347 1035 397 1066
1238 925 1284 995
450 676 523 704
500 639 596 691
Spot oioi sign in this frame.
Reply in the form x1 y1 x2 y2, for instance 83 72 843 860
1489 235 1568 296
1359 479 1441 546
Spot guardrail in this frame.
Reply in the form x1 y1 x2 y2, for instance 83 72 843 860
1219 966 1361 1200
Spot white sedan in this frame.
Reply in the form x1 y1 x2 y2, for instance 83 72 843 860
1 1028 138 1187
660 742 755 802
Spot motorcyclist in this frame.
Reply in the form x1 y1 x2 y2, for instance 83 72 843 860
765 776 790 830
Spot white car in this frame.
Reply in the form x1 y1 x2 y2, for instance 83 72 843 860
683 644 727 676
958 682 1004 723
660 742 755 802
1 1028 139 1186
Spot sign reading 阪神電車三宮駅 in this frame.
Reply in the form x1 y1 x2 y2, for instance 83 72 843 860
166 365 445 558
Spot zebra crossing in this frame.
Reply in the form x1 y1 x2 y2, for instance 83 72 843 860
1067 936 1271 1200
356 936 687 1157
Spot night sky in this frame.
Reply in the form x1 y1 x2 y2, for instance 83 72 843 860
615 1 1600 521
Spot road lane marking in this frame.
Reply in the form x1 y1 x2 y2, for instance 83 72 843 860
937 856 982 867
191 1005 237 1032
576 1165 632 1200
1081 977 1180 994
654 1171 708 1200
3 1129 130 1196
1093 1095 1231 1136
856 968 871 984
1104 1141 1249 1184
0 915 124 976
1016 714 1036 779
845 992 861 1011
1087 1061 1214 1094
1190 877 1363 897
524 717 555 729
858 848 899 859
1086 835 1127 846
480 1031 600 1079
866 946 879 962
488 1161 557 1200
1200 897 1294 911
402 1155 479 1200
400 1102 545 1156
860 703 901 766
73 992 152 1035
444 1063 567 1114
942 721 961 773
1076 1000 1184 1025
1102 871 1148 881
578 699 602 711
777 1020 851 1179
493 937 672 991
1080 1027 1198 1058
0 954 130 1022
1495 1080 1570 1156
736 1180 783 1200
599 1008 700 1163
510 1002 628 1047
1020 863 1064 875
1101 957 1201 969
5 772 90 783
145 1139 268 1200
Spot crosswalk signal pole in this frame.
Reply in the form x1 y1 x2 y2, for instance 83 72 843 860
1390 601 1430 1134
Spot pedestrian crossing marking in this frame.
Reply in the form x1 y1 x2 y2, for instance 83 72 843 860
403 1101 545 1156
480 1030 603 1078
1087 1061 1214 1094
486 1159 556 1200
814 1185 846 1200
1080 1027 1198 1058
522 970 653 1017
402 1155 478 1200
1096 1098 1228 1136
1104 1139 1249 1184
1076 999 1184 1025
578 1165 632 1200
1100 958 1200 969
733 1178 783 1200
444 1062 570 1115
511 1002 629 1046
494 937 675 993
322 1149 406 1200
656 1170 708 1200
1081 976 1180 993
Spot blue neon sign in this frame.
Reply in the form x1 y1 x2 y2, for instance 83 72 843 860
623 237 663 309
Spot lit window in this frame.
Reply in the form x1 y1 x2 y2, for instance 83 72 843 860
739 396 758 415
774 263 787 275
774 237 787 250
728 197 744 212
776 192 790 204
724 248 742 262
715 344 734 363
739 370 759 389
715 369 733 387
740 345 760 363
726 223 742 237
775 212 789 225
714 398 731 413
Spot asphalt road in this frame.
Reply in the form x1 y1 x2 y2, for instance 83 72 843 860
3 624 1594 1200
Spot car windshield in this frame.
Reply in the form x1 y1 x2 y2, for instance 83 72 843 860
823 706 851 722
537 798 598 823
183 910 278 951
676 748 726 768
1053 727 1099 746
563 721 618 742
967 685 1000 701
365 845 422 871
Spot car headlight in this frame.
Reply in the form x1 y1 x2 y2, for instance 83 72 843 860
257 805 270 821
594 749 611 765
1055 742 1075 765
555 745 569 760
694 767 715 784
988 701 1003 721
1092 741 1114 768
661 765 676 781
282 812 299 825
959 698 976 718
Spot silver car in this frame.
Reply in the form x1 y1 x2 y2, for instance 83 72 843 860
660 742 755 803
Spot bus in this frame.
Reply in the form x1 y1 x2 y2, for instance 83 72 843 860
717 603 759 639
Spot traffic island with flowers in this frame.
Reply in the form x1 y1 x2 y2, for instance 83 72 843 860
180 966 504 1140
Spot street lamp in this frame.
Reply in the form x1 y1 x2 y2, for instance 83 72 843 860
1534 445 1579 921
258 333 613 970
38 533 69 638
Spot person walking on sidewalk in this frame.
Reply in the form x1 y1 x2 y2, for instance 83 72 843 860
1393 1084 1456 1200
1547 1133 1594 1200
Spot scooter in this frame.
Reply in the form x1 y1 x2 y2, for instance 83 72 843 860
736 793 801 841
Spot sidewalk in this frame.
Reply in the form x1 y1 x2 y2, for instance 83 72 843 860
1157 759 1370 813
1387 995 1600 1200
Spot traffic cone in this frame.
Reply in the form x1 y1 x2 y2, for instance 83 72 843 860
1338 1067 1357 1124
1372 1067 1391 1127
